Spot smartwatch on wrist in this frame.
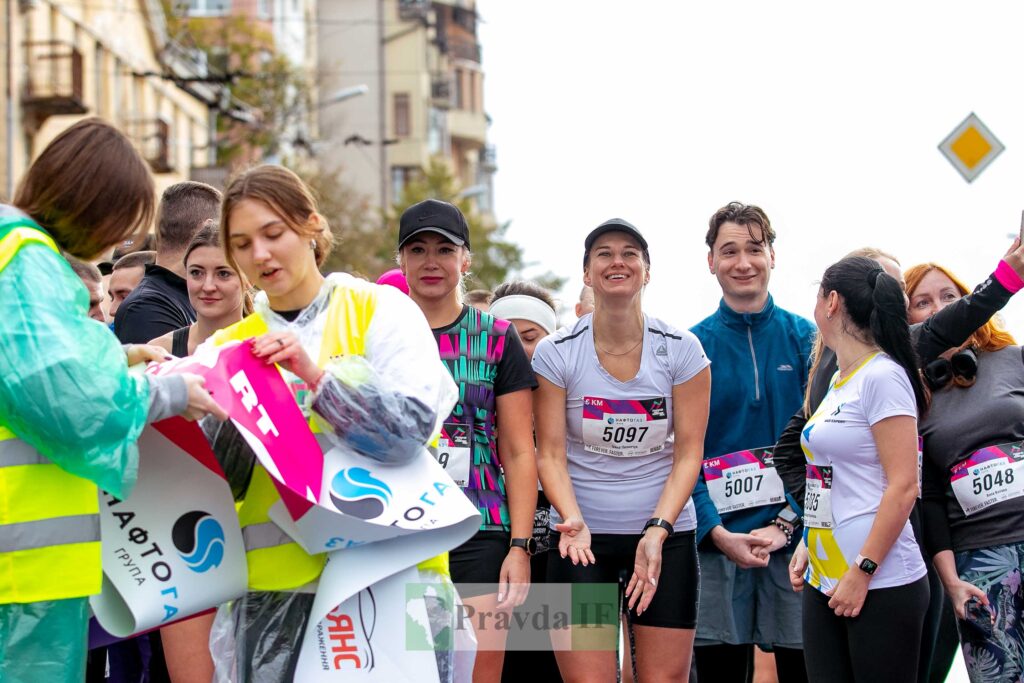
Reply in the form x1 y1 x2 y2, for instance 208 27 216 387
642 518 674 537
510 537 537 556
854 554 878 576
776 506 801 528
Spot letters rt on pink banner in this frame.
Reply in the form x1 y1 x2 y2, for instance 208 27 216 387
150 340 323 520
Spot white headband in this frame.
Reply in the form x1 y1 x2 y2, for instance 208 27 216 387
490 295 557 334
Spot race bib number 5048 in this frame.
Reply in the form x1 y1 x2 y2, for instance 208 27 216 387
951 441 1024 516
581 396 669 457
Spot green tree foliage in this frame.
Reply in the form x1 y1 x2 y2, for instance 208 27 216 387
292 161 395 280
162 3 309 164
390 157 566 293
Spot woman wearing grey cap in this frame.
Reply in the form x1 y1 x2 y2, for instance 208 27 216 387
532 219 710 681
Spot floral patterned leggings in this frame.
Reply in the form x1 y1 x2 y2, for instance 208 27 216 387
956 541 1024 683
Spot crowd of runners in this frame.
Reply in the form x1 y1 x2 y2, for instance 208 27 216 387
3 118 1024 683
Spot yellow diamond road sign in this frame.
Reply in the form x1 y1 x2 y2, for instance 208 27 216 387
938 112 1005 183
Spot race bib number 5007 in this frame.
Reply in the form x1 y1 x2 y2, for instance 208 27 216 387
703 447 785 514
951 441 1024 516
581 396 669 457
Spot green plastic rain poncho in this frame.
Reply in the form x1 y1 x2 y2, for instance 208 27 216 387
0 207 151 683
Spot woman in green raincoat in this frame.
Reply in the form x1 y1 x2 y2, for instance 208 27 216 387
0 118 227 683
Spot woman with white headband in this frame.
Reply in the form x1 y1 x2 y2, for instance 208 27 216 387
491 280 561 681
489 281 558 359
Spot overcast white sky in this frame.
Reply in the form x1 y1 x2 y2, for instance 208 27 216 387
477 0 1024 347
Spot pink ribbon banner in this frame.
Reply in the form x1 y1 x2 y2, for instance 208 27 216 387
148 340 323 520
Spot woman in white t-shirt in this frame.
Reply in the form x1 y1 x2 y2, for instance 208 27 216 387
789 255 930 682
532 219 711 682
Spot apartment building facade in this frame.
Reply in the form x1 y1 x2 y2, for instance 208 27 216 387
0 0 221 199
317 0 496 214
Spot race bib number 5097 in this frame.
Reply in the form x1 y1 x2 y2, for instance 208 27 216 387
581 396 669 457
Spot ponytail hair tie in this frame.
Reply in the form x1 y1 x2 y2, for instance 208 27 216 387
866 268 884 288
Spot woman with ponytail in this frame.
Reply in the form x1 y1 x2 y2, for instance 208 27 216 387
788 256 930 682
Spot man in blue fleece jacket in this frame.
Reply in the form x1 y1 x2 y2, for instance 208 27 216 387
690 202 815 683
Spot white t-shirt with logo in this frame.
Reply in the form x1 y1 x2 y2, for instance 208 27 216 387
800 353 926 592
532 314 710 534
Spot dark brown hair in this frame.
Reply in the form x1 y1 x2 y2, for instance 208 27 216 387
706 202 776 251
112 250 156 271
221 165 333 268
157 181 222 253
13 118 155 259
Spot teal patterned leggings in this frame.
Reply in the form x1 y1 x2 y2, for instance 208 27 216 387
956 541 1024 683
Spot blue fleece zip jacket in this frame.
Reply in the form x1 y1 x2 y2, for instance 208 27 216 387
689 295 816 544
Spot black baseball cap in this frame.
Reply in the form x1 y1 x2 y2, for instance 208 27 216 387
584 218 650 266
398 199 471 250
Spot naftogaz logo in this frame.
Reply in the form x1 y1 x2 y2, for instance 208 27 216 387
330 467 393 519
172 511 226 573
607 417 615 425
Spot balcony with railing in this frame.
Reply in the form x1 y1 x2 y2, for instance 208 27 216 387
125 116 176 174
22 41 87 120
449 39 481 63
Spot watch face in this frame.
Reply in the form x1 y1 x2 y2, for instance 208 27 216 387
859 558 878 575
779 508 800 524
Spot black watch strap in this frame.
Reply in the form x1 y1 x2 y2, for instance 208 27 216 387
642 518 674 536
510 537 537 556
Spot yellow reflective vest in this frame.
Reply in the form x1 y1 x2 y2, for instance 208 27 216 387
0 219 102 604
211 278 446 592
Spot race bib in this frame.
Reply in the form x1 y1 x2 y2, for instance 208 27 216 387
581 396 669 457
950 441 1024 516
703 447 786 514
804 464 833 529
432 422 471 488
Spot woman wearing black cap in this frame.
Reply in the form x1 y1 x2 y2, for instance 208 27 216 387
532 219 711 682
398 199 540 681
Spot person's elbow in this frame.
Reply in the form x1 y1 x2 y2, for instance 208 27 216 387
887 476 920 513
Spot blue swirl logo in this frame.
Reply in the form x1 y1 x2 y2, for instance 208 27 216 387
171 510 226 573
330 468 392 520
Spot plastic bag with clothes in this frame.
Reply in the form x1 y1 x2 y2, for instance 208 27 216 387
309 355 456 466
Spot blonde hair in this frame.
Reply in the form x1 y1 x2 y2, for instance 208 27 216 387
395 243 473 303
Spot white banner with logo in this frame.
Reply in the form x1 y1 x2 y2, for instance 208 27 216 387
152 341 480 679
299 564 476 682
90 420 247 637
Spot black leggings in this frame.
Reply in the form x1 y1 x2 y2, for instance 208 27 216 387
693 643 807 683
802 577 929 683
